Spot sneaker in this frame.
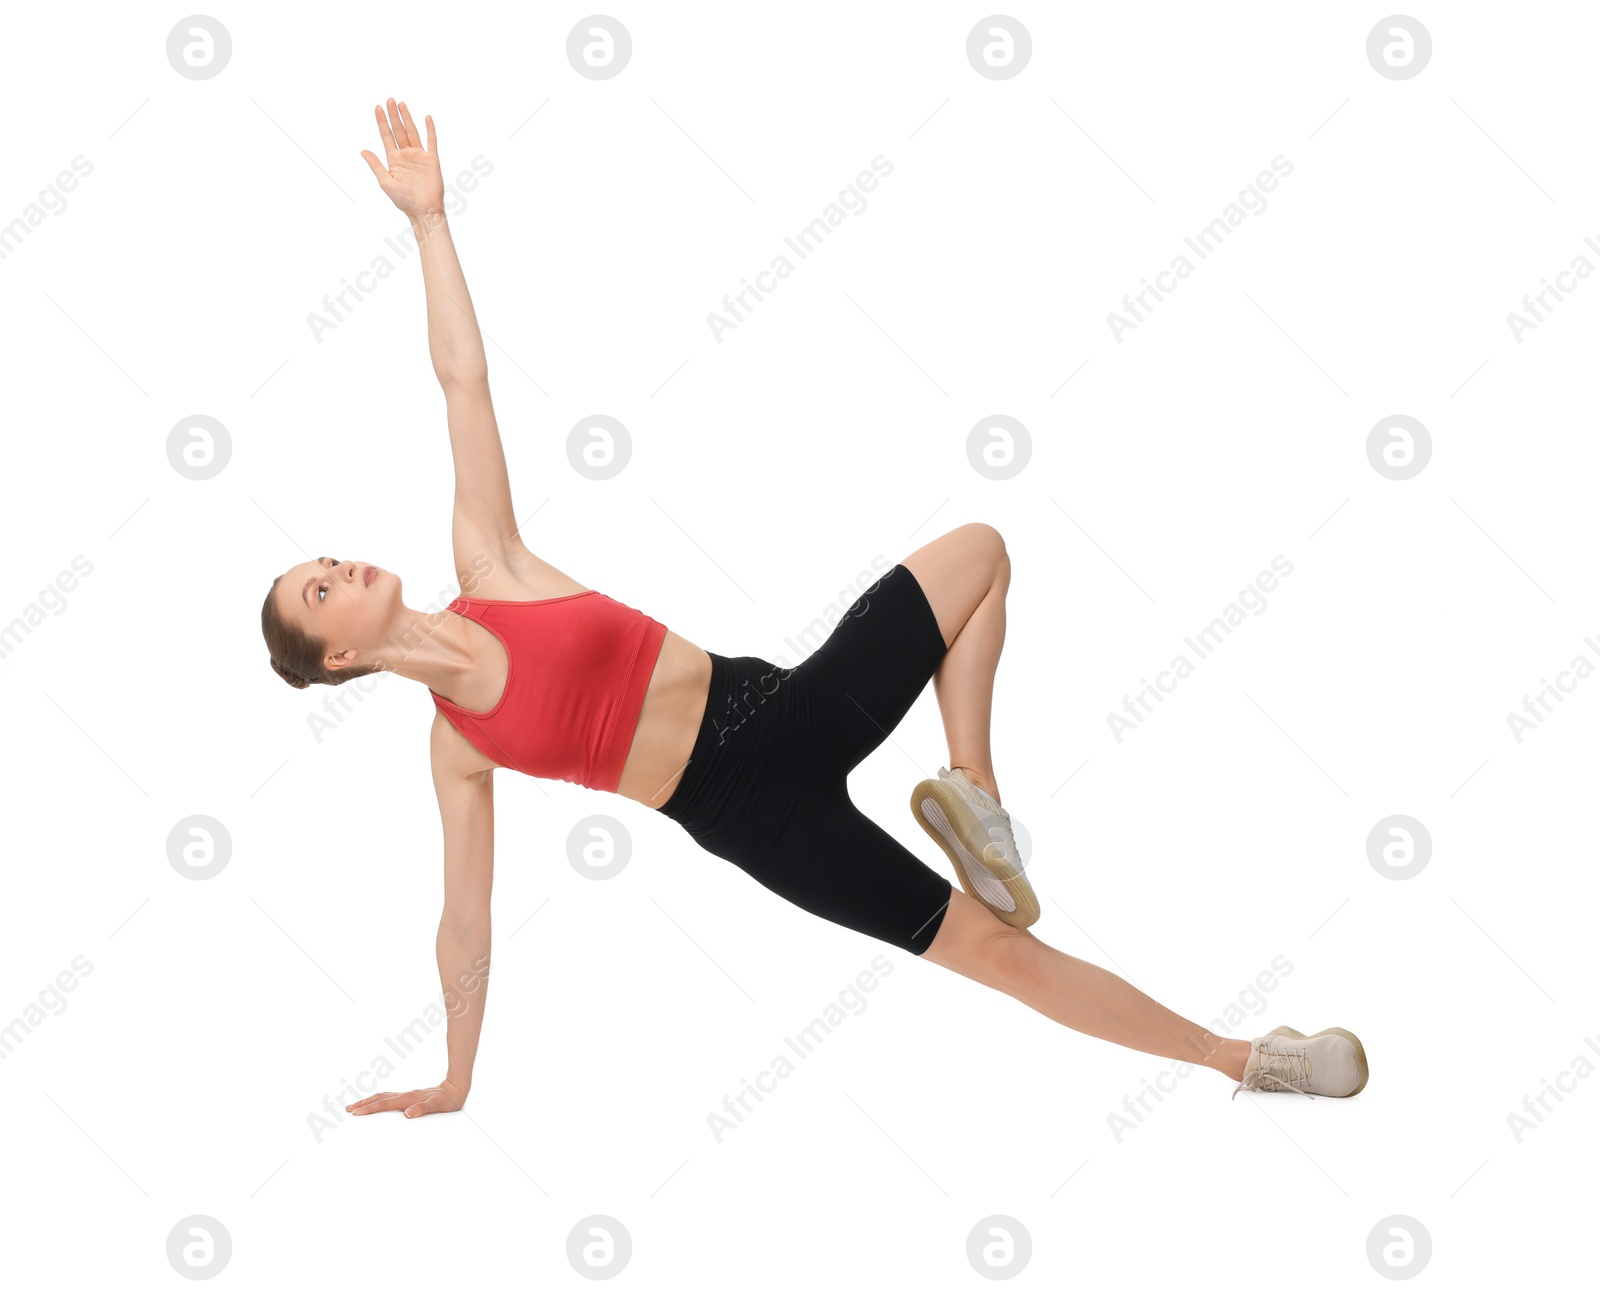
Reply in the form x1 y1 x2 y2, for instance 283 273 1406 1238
1231 1025 1369 1099
910 766 1040 928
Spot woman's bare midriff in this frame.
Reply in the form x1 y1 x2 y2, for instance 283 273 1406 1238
614 629 712 809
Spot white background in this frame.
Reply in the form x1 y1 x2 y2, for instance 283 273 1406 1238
1 2 1594 1291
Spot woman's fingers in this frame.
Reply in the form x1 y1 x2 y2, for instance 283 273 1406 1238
359 149 389 188
374 102 398 156
370 96 427 163
425 113 437 155
385 98 409 152
346 1085 460 1119
346 1091 393 1110
396 101 422 151
348 1090 416 1114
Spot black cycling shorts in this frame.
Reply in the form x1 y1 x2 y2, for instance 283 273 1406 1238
656 563 954 955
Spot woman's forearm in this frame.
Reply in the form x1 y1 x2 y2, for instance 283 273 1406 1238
411 208 488 389
437 917 491 1092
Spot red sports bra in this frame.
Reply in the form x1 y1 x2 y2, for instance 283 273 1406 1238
429 590 669 793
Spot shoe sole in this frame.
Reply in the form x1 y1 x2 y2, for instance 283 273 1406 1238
910 778 1040 928
1268 1024 1370 1097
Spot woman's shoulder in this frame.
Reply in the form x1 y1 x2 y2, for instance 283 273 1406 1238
453 540 591 603
430 707 503 776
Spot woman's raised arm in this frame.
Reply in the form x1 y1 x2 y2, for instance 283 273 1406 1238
360 98 519 560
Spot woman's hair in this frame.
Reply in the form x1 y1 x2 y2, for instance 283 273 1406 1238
260 574 384 691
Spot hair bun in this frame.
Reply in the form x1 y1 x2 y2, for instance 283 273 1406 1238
271 657 312 690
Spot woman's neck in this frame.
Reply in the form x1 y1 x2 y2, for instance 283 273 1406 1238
374 603 482 697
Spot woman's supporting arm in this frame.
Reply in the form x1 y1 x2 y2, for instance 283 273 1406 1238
437 914 491 1096
431 717 498 1099
346 714 499 1121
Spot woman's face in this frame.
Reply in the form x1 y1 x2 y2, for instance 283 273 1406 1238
274 556 399 673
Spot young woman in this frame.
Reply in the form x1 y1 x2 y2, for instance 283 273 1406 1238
261 100 1368 1121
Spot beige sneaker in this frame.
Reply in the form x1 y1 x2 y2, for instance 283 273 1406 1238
910 766 1040 928
1232 1025 1370 1099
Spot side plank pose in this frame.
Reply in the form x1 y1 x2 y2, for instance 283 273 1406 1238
261 101 1368 1121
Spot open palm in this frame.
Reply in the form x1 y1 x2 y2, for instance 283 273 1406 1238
360 97 444 218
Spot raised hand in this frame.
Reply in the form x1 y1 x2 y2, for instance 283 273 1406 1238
360 97 445 219
346 1078 468 1120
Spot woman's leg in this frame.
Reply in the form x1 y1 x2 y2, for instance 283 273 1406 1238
922 886 1252 1080
899 523 1010 805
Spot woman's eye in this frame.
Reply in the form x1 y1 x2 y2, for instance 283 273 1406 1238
317 583 328 602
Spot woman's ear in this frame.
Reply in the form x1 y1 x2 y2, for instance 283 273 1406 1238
324 646 359 673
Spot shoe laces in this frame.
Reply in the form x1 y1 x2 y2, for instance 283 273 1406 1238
942 768 1025 874
1231 1041 1314 1100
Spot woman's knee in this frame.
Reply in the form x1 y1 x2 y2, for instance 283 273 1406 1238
977 925 1042 991
956 521 1008 573
972 523 1009 596
921 890 1038 989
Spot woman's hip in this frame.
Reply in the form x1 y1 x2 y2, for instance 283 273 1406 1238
655 564 948 834
654 652 811 838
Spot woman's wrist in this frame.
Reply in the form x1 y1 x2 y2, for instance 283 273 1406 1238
409 206 449 238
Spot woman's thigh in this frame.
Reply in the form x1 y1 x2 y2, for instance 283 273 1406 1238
694 778 954 956
796 563 949 774
898 522 1007 649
